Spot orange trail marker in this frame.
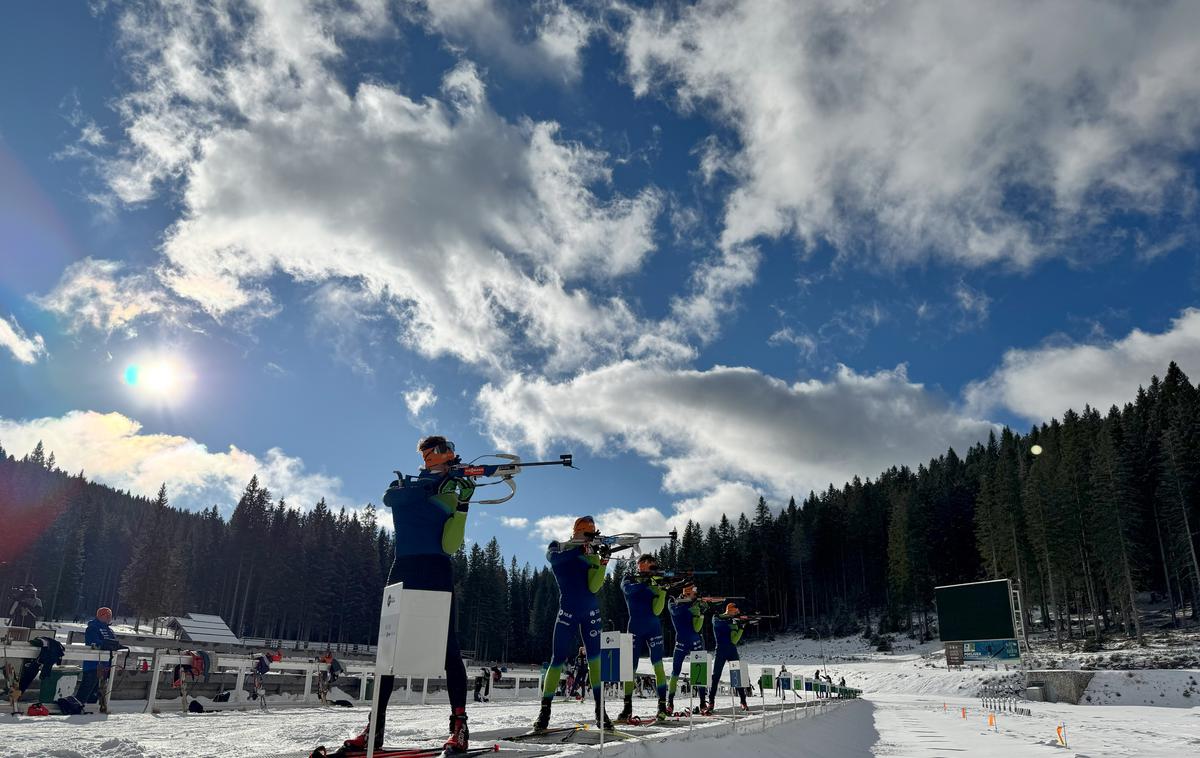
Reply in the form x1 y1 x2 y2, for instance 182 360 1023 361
961 707 967 719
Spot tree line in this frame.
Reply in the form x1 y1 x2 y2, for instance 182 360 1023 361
2 363 1197 659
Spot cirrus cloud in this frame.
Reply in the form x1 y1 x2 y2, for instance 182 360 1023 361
0 315 47 364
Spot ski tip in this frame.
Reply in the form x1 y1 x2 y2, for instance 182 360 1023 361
492 745 500 753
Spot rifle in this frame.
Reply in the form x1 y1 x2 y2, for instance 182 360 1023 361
643 569 718 592
734 614 779 625
395 453 576 505
699 595 744 604
552 529 677 557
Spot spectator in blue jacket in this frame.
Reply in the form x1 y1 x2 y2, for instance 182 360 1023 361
76 607 120 703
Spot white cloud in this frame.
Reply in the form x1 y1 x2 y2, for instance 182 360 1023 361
0 315 46 364
480 360 996 531
34 258 180 337
532 514 576 542
953 281 991 331
500 515 529 529
0 410 342 512
965 308 1200 422
403 384 438 416
767 327 816 359
621 0 1200 267
406 0 595 82
533 506 672 544
87 1 666 374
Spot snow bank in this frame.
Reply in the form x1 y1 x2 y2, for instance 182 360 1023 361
1083 669 1200 707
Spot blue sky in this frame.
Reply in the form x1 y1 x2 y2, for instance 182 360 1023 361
2 1 1200 566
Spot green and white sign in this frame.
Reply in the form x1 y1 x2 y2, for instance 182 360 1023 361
759 666 774 690
688 651 709 688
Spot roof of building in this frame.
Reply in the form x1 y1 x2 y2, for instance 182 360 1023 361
170 613 240 645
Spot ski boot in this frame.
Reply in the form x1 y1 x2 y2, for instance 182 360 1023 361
616 692 633 723
342 722 382 750
443 709 469 754
656 695 668 721
666 694 674 715
596 700 614 731
533 696 552 732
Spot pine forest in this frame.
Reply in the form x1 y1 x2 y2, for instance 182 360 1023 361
2 363 1198 662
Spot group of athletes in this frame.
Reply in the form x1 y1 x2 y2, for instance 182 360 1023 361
534 515 753 732
341 435 757 754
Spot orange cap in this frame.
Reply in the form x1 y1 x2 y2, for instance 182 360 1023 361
725 603 740 615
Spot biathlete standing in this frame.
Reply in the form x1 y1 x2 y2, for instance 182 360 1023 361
618 554 669 722
534 516 614 732
666 583 708 715
703 603 749 714
345 435 473 753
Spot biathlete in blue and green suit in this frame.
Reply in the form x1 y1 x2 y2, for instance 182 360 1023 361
666 583 708 714
533 516 614 732
704 603 749 714
618 553 670 722
345 435 473 754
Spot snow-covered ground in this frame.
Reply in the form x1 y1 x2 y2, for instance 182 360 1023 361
4 632 1198 757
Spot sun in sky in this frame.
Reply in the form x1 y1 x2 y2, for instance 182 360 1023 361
122 354 194 404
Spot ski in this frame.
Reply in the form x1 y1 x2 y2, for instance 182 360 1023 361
313 745 498 758
502 726 580 742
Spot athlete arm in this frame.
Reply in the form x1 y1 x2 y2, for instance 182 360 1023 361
586 552 608 594
691 604 704 634
440 477 475 554
731 621 744 646
650 581 667 616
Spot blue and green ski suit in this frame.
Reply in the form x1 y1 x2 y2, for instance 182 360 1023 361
710 614 748 707
667 597 708 702
622 575 668 700
540 544 606 704
371 468 474 740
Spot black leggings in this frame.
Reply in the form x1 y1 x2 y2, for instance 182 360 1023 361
373 556 466 740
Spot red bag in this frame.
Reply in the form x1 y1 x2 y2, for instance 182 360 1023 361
27 703 50 716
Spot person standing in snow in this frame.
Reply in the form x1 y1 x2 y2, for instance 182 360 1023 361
703 604 749 714
618 554 670 723
533 516 614 732
344 436 473 754
76 607 120 703
667 582 708 715
569 646 589 699
7 585 42 629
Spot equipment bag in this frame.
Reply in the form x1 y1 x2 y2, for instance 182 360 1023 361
56 696 84 715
